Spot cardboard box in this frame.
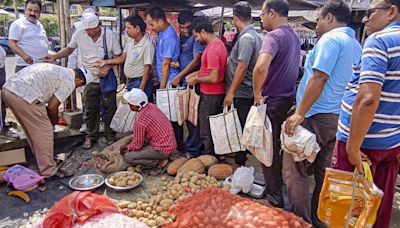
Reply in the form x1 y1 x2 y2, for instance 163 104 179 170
0 148 26 166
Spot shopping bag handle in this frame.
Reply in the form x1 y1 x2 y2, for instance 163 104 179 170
254 97 267 106
223 104 235 113
354 162 373 182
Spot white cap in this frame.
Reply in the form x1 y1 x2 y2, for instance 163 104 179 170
75 68 92 93
83 8 95 15
123 88 148 109
81 13 99 29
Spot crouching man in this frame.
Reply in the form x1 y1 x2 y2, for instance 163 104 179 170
1 63 92 178
121 88 177 169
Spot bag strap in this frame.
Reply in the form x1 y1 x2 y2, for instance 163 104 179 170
102 27 109 60
222 113 234 153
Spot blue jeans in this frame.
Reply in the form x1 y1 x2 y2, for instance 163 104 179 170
126 77 153 101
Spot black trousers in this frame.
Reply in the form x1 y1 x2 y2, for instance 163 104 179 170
261 97 294 208
198 93 224 155
233 98 253 166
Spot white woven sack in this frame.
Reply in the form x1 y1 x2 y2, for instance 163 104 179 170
110 101 137 133
209 105 245 155
156 84 183 122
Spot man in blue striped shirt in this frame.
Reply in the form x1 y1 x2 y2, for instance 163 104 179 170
333 0 400 227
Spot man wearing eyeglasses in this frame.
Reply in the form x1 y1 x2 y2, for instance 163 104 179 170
333 0 400 227
284 0 362 227
252 0 300 209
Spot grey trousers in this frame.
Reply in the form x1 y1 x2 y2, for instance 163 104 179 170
123 145 171 169
283 113 338 228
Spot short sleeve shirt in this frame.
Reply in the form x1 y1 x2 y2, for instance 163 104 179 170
156 25 180 82
8 16 48 67
199 39 227 94
226 25 262 98
123 34 155 79
179 35 205 71
69 27 122 82
260 25 300 103
0 46 5 68
296 27 362 118
3 63 75 104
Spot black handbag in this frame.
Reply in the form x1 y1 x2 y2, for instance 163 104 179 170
100 27 117 94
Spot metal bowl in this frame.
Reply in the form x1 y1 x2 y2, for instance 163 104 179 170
105 171 143 191
69 174 105 191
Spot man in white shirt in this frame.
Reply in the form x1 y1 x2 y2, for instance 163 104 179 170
8 0 49 73
42 13 122 149
96 15 155 99
1 63 92 178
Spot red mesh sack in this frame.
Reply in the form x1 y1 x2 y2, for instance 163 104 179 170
43 191 119 228
165 188 311 228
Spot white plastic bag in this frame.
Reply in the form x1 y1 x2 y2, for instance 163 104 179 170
241 104 274 167
187 88 200 126
224 166 255 194
156 84 184 122
110 101 137 133
209 105 245 155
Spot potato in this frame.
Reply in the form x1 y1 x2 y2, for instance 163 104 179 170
142 218 149 224
151 210 157 215
156 206 163 213
161 176 167 181
127 202 137 209
156 216 166 226
108 178 115 185
149 187 158 195
136 210 144 217
145 207 152 213
148 220 157 227
127 180 136 186
162 186 167 191
117 181 127 187
160 199 173 205
127 166 135 172
160 211 169 218
144 211 150 218
161 204 170 211
118 200 131 208
155 194 162 204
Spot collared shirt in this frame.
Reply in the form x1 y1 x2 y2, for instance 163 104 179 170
226 25 262 98
128 103 177 154
3 63 75 104
68 27 122 82
123 34 155 79
259 25 300 103
8 16 48 67
0 46 5 68
156 24 180 82
179 35 205 71
337 21 400 150
297 27 362 118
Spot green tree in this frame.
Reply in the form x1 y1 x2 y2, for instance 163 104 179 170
0 0 24 8
41 15 59 37
0 14 12 36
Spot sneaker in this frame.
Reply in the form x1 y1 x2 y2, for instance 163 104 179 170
79 123 87 133
99 122 105 133
1 128 20 139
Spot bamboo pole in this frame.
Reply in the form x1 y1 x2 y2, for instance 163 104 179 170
12 0 19 18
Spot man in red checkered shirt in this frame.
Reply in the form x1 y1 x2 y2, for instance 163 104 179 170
120 88 177 168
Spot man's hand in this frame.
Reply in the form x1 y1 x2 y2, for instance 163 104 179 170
346 148 372 173
285 113 305 136
120 144 128 155
98 66 111 77
160 81 167 89
170 61 180 69
187 71 198 79
170 77 181 87
95 60 108 68
224 92 234 106
187 76 198 86
22 54 33 64
254 93 263 105
41 54 56 63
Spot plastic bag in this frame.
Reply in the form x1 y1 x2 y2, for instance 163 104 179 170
241 104 274 167
4 165 44 191
318 162 383 228
73 212 149 228
43 191 120 228
166 188 311 228
110 101 137 133
224 166 254 194
187 87 200 126
209 105 245 155
175 87 190 126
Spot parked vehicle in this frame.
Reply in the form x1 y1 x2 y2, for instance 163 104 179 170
0 37 12 54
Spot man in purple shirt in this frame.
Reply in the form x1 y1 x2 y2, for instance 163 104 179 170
253 0 300 208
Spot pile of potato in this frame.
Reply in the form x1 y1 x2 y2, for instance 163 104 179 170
108 171 142 188
118 171 231 227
